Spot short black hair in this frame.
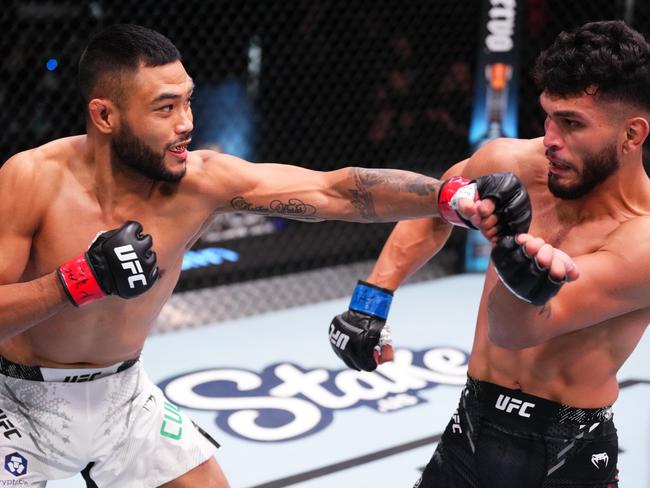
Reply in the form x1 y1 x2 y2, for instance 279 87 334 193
78 24 181 107
532 21 650 111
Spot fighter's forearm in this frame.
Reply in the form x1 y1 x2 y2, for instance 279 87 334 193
367 218 452 290
0 272 69 341
340 168 441 222
225 166 443 222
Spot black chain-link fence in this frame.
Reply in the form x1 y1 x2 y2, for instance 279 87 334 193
0 0 645 291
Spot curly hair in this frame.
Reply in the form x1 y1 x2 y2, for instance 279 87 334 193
532 21 650 111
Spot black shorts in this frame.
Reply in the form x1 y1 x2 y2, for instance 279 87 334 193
417 377 619 488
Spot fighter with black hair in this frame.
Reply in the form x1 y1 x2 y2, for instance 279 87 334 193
329 20 650 487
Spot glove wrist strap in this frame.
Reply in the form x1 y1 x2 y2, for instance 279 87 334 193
57 253 106 306
349 281 393 320
438 176 478 229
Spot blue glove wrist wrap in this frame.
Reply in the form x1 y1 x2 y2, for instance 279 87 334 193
348 281 393 320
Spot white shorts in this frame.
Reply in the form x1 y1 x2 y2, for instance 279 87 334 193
0 356 219 487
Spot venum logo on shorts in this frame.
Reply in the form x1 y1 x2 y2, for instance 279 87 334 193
0 410 21 440
591 452 609 469
3 452 27 477
158 345 469 442
495 394 535 418
114 244 147 289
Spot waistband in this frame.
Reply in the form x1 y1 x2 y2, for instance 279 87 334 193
0 355 139 382
465 376 613 429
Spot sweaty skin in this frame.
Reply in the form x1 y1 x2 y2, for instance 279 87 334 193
0 60 446 369
369 92 650 409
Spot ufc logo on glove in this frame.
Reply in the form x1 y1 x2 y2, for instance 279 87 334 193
329 324 350 350
114 244 148 288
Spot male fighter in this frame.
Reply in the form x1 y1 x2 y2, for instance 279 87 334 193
329 20 650 486
0 24 525 487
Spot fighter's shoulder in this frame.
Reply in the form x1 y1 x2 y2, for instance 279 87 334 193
181 149 254 201
466 137 545 180
602 215 650 261
609 215 650 240
0 136 79 185
187 149 253 185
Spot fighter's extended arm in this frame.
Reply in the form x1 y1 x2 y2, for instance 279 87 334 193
199 151 445 222
486 221 650 349
328 140 533 371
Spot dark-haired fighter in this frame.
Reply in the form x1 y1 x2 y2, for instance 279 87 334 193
329 20 650 487
0 24 519 487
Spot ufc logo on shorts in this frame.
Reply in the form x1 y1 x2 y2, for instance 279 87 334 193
329 323 350 350
63 372 102 383
114 244 147 288
495 394 535 418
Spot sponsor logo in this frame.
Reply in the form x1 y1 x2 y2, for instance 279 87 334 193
158 346 469 442
451 408 462 434
160 401 183 441
591 452 609 469
328 323 350 350
113 244 147 288
3 453 26 477
494 394 535 418
0 410 21 440
485 0 516 53
63 372 102 383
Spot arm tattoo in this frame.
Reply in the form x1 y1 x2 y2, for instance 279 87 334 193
353 168 438 196
230 196 320 220
349 168 439 221
348 187 378 220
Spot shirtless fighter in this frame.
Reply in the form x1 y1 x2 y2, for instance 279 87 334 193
328 20 650 487
0 24 527 487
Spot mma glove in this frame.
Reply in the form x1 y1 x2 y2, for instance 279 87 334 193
438 172 532 236
491 235 566 306
57 221 159 306
329 281 393 372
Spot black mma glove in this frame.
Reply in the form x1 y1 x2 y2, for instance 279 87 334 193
438 172 532 236
491 235 566 306
329 281 393 372
57 221 159 306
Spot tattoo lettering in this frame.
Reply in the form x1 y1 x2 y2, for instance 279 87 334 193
269 199 317 218
231 196 269 214
230 196 318 220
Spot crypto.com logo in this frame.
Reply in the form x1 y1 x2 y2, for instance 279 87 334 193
158 346 468 442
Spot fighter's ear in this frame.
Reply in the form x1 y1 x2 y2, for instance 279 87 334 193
622 116 650 154
88 98 118 134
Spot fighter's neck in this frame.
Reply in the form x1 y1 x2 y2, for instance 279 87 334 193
82 134 161 213
555 159 650 221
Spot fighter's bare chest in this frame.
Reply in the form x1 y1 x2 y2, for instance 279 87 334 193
26 192 206 279
527 198 618 256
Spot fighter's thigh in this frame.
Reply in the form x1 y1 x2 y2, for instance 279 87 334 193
416 409 479 488
158 457 230 488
